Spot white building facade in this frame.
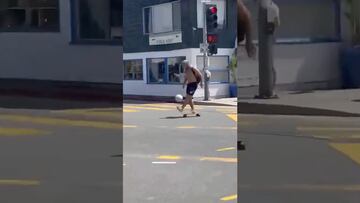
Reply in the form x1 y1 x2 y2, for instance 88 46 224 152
123 0 237 99
0 0 123 85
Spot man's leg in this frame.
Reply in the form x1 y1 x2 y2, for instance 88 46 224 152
178 95 189 112
182 95 190 109
189 96 195 112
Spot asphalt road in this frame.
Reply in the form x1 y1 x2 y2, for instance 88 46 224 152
0 96 122 203
238 114 360 203
123 101 237 203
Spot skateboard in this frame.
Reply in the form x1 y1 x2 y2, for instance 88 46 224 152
182 111 200 118
177 106 200 118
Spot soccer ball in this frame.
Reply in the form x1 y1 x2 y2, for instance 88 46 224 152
175 94 183 102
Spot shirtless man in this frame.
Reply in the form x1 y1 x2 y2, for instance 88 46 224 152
177 60 203 114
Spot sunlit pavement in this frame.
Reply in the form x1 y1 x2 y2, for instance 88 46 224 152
0 96 122 203
238 114 360 203
123 101 237 202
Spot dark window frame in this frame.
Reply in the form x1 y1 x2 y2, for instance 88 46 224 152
143 1 182 35
124 59 144 81
70 0 122 46
0 0 60 33
146 56 186 85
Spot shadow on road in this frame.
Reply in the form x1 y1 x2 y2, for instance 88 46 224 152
353 99 360 102
289 90 315 95
161 115 201 119
0 95 122 110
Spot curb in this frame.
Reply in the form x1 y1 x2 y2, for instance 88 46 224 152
124 95 237 106
238 102 360 117
194 101 236 107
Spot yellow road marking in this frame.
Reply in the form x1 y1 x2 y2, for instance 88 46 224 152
227 114 237 122
0 127 49 136
200 157 237 163
141 104 177 108
124 125 137 128
140 103 205 110
311 134 360 140
217 147 236 152
177 126 196 129
0 179 40 186
211 127 237 130
125 106 171 111
124 109 139 113
157 155 182 160
0 114 126 130
176 126 236 130
54 108 121 113
220 194 237 201
238 184 360 191
298 127 360 132
217 109 236 114
54 110 123 117
329 143 360 165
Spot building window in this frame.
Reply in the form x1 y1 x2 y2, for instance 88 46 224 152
0 0 59 32
243 0 340 43
147 56 185 84
143 1 181 35
72 0 122 44
168 57 184 83
124 60 143 80
196 56 229 83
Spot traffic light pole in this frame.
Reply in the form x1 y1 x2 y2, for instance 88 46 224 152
202 2 210 101
257 0 276 99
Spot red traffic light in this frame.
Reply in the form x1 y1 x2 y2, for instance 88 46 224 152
207 34 218 43
209 6 217 14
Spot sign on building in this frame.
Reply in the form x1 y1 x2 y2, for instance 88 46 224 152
149 33 182 45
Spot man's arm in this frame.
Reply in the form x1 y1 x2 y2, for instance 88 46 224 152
183 77 187 88
237 0 256 58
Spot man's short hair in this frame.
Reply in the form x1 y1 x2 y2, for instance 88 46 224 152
182 60 190 68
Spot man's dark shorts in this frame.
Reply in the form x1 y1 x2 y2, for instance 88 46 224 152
186 82 198 96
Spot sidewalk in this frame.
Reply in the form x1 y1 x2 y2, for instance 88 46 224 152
237 88 360 117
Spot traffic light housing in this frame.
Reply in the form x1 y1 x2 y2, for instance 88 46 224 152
206 5 218 33
206 5 218 55
207 34 218 55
